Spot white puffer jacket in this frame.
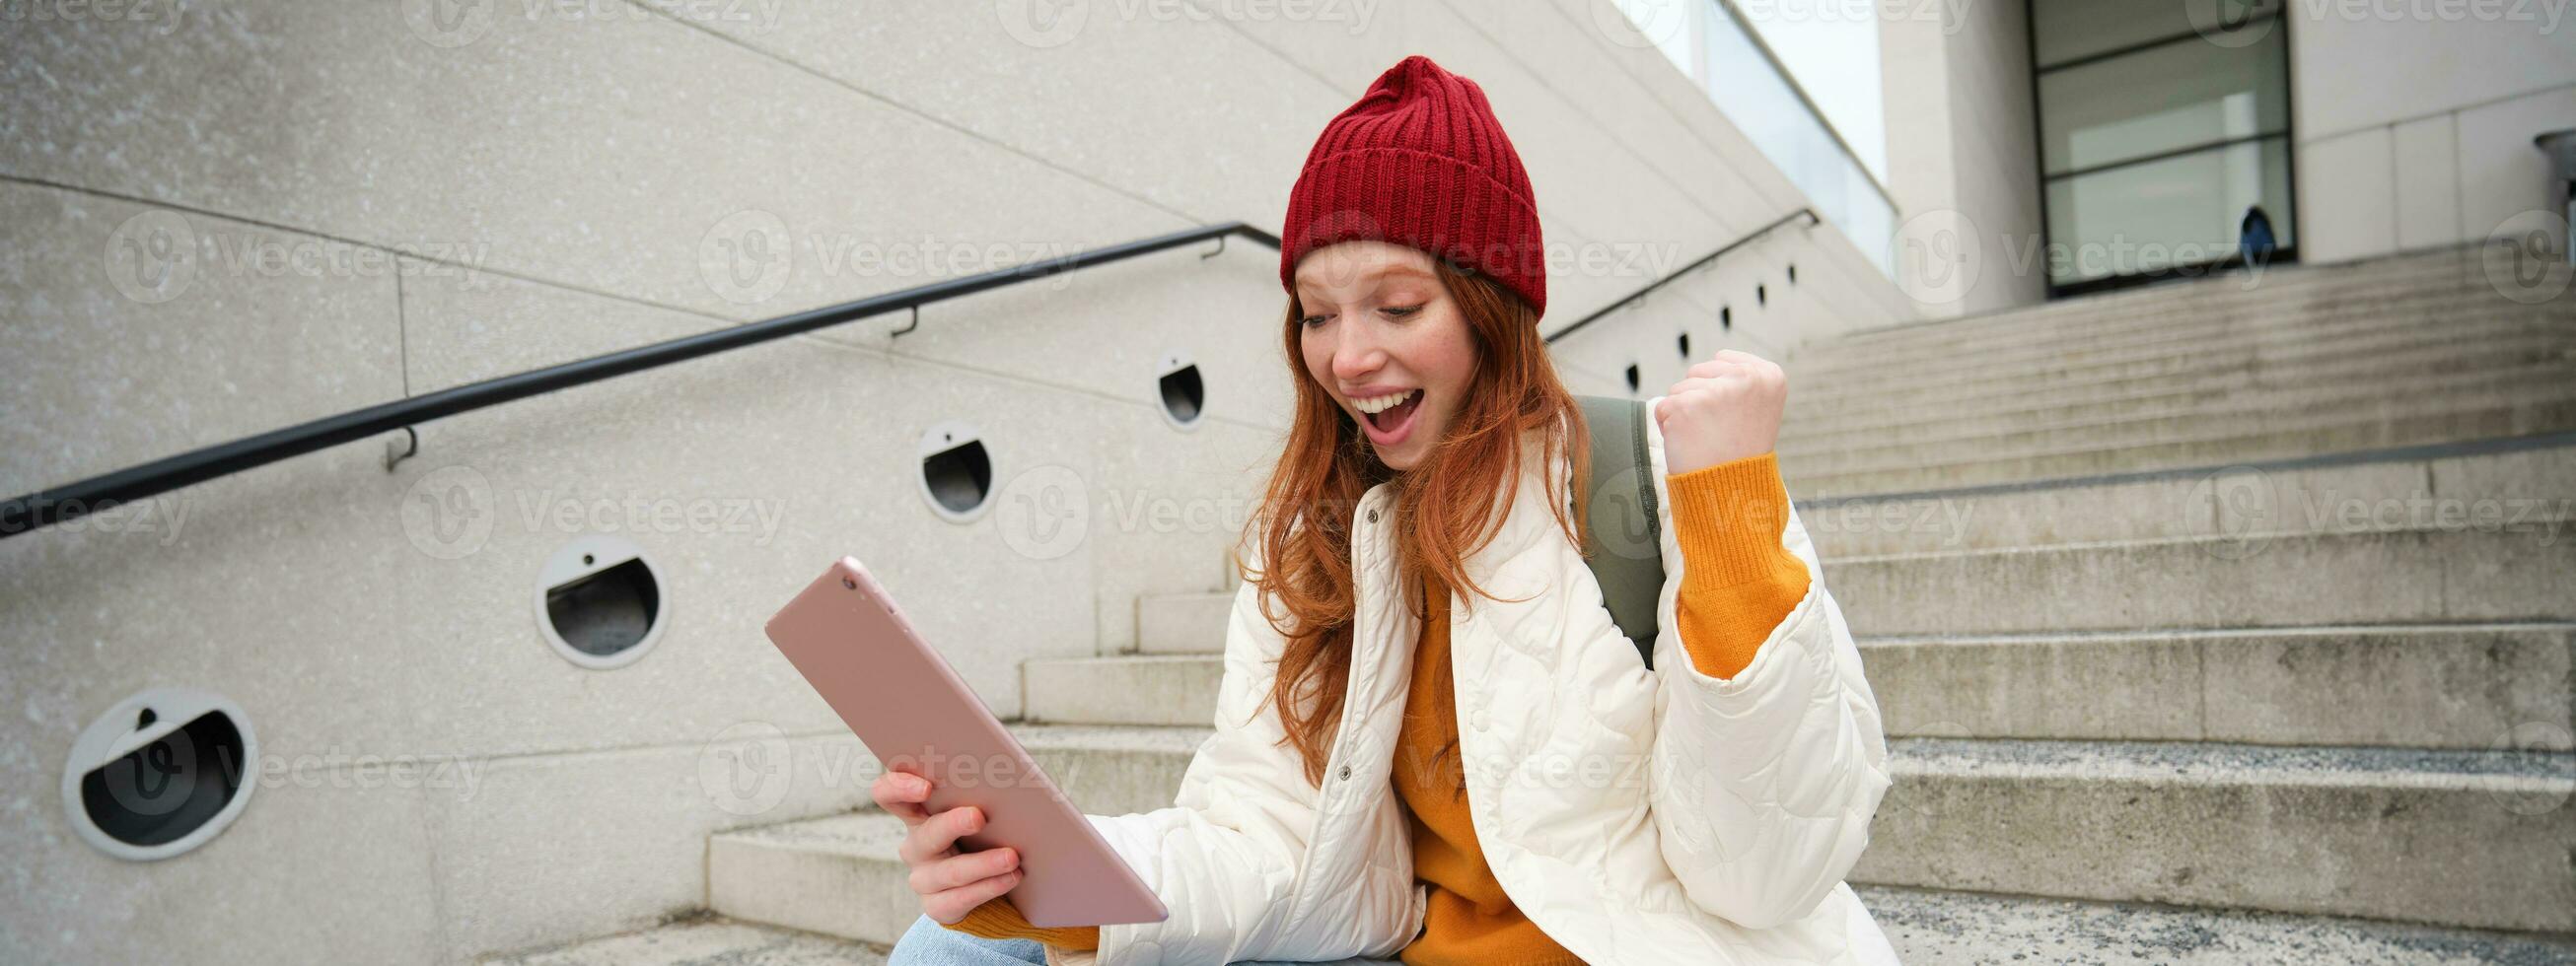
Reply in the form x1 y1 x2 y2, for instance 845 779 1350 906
1050 400 1898 965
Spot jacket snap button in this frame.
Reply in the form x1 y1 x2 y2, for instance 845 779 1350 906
1366 509 1379 522
1337 764 1352 781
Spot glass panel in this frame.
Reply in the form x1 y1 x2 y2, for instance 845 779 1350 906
2033 0 2283 69
1697 1 1898 277
1733 1 1889 179
2043 137 2292 285
2039 28 2288 174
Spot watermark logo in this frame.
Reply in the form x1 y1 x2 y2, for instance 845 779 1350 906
2186 464 2277 560
0 0 188 33
401 464 500 560
104 210 198 305
1798 496 1978 551
97 733 488 811
398 466 793 559
401 0 787 47
1894 208 1981 308
2 494 195 546
2189 0 2278 46
1593 0 1691 48
2482 209 2571 306
1586 465 1660 562
997 463 1091 561
996 0 1379 47
103 208 493 304
2488 722 2574 816
699 720 795 816
94 729 207 818
400 0 498 47
698 209 793 306
2186 464 2570 559
996 0 1089 47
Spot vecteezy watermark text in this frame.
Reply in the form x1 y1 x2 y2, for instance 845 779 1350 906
400 464 789 559
105 209 490 305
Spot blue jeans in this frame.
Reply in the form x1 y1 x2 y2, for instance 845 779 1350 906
888 913 1404 965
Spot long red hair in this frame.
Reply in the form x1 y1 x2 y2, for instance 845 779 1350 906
1228 253 1592 791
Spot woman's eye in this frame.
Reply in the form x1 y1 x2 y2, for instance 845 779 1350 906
1299 314 1328 328
1383 305 1424 317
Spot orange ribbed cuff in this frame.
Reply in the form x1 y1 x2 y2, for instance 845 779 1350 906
940 895 1101 950
1665 451 1810 680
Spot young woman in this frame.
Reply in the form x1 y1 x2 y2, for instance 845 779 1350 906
882 54 1896 966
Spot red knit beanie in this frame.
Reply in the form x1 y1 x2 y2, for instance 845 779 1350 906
1279 54 1546 317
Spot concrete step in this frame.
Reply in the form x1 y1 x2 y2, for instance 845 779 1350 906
1794 283 2541 385
1857 885 2576 964
1824 516 2573 637
1793 271 2535 380
708 811 925 947
1788 312 2572 416
477 917 888 965
708 726 2576 937
1805 247 2502 364
1023 626 2572 752
1814 251 2564 370
1790 337 2576 438
704 725 1207 945
1782 381 2576 482
1135 589 1232 655
1867 624 2574 751
1794 434 2576 557
1864 738 2576 933
1791 328 2576 435
1025 654 1221 725
1783 353 2574 450
1786 401 2576 497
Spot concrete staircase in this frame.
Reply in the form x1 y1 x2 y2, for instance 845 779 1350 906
1776 245 2576 498
484 244 2576 963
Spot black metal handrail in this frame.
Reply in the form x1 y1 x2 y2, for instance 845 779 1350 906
0 222 1279 537
4 207 1821 539
1541 207 1818 344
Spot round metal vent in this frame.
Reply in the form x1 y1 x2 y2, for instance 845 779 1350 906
537 534 669 669
62 688 257 862
918 421 995 522
1157 351 1206 431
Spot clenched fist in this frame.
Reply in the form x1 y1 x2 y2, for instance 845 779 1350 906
1654 349 1787 476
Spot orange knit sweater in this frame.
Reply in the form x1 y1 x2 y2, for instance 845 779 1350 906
941 452 1811 960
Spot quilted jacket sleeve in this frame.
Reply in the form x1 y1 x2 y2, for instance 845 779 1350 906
1046 544 1409 965
1639 395 1895 931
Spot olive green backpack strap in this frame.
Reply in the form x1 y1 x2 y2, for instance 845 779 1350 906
1572 394 1666 670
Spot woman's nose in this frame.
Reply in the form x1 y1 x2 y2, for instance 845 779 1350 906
1329 321 1385 381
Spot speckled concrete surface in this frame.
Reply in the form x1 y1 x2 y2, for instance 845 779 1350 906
1862 886 2576 965
478 918 888 965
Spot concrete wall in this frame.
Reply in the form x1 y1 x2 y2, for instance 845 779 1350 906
2291 8 2576 263
0 1 1906 962
1879 0 2049 318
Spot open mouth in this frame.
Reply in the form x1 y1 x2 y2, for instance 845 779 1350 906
1359 388 1424 444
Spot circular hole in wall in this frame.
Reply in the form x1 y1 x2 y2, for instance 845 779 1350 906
917 421 995 522
1677 332 1691 358
1720 306 1733 330
1623 364 1641 393
537 534 668 670
62 688 258 862
1157 353 1205 431
1756 283 1768 307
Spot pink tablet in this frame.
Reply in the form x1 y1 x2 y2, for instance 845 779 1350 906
763 556 1169 929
